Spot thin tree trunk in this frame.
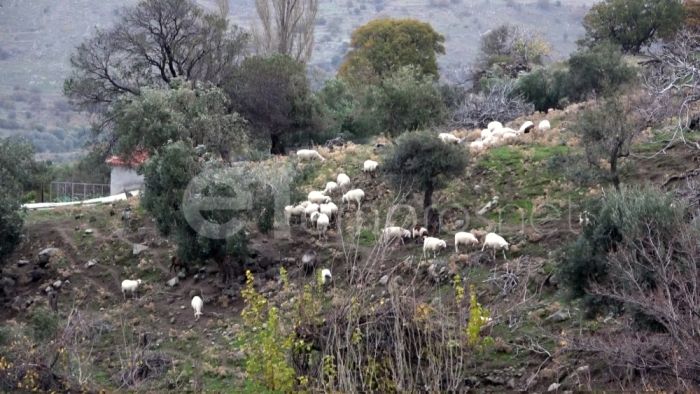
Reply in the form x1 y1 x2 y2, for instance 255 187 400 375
611 140 622 191
270 133 284 155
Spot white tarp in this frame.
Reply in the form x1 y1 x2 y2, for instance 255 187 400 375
22 190 141 210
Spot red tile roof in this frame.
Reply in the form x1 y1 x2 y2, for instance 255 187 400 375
105 149 149 166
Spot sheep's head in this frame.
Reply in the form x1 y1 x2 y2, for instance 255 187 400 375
136 279 142 285
440 240 447 249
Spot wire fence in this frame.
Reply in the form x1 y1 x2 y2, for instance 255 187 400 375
49 182 111 203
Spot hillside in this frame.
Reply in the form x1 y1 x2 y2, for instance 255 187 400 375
2 104 699 391
0 0 587 158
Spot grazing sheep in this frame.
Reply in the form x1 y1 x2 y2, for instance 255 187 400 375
470 140 485 151
320 203 335 222
191 296 203 321
481 129 492 139
481 232 509 259
310 211 321 228
302 250 318 275
308 191 332 204
423 237 447 259
439 133 462 144
296 149 326 162
454 232 479 253
337 173 352 192
342 189 365 210
323 181 339 195
381 226 412 245
539 120 551 131
304 203 320 227
363 160 379 178
321 268 332 285
412 226 428 243
284 204 307 225
316 213 330 239
518 121 535 134
169 256 188 273
487 121 503 131
121 279 142 300
503 132 517 140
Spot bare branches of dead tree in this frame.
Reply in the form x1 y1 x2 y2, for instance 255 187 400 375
251 0 318 63
447 80 534 129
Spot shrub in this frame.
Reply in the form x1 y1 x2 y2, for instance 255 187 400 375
29 308 59 342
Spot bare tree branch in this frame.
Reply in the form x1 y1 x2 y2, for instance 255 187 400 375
250 0 318 62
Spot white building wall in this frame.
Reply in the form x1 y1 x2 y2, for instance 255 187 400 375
110 166 144 196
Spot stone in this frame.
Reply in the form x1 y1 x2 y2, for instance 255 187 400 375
455 220 465 228
189 290 197 298
53 280 62 289
548 382 561 391
167 277 179 287
170 317 176 324
258 256 272 269
84 229 93 235
133 244 149 256
177 271 186 279
378 275 390 286
264 267 278 280
576 365 589 374
485 375 504 385
75 214 83 219
546 309 570 323
282 257 296 264
0 277 16 287
45 286 53 293
85 259 97 268
394 276 404 286
89 216 97 223
38 248 59 264
138 227 149 236
17 260 29 267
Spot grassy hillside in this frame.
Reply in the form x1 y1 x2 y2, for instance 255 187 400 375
3 103 699 391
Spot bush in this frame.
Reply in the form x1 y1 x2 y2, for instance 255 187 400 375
251 182 275 234
561 42 637 101
513 68 567 111
29 308 59 342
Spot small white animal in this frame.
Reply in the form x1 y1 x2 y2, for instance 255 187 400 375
412 226 428 242
304 203 320 225
337 173 352 192
342 189 365 210
321 268 332 285
121 279 142 300
438 132 462 144
363 160 379 178
296 149 326 162
284 204 306 225
539 120 551 131
487 121 503 131
481 129 492 139
454 232 479 253
481 232 509 259
423 237 447 259
518 121 534 134
308 191 332 204
502 132 517 140
381 226 412 245
191 296 203 321
316 213 330 239
323 181 339 195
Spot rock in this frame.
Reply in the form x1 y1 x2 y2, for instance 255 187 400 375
379 275 390 286
0 277 16 287
549 273 559 286
167 277 179 287
177 271 186 279
112 229 126 238
138 227 149 236
546 309 570 323
189 290 197 298
465 376 479 387
428 260 448 284
89 216 97 223
38 248 59 264
507 378 515 389
205 264 220 274
258 256 272 269
576 365 589 374
122 211 131 221
485 375 505 385
282 257 296 264
394 276 404 286
133 244 149 256
455 220 465 228
29 268 44 282
264 267 278 280
53 280 62 289
84 229 93 235
548 382 561 391
17 260 29 267
75 214 83 219
170 317 176 324
45 286 53 293
85 259 97 268
247 247 261 259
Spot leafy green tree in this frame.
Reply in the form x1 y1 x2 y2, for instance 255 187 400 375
338 18 445 80
381 130 468 209
0 138 35 265
364 65 446 137
226 54 315 155
112 78 248 161
64 0 249 148
579 0 685 54
478 24 552 67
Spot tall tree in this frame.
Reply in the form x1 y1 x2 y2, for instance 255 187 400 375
0 138 35 266
251 0 318 62
226 54 315 155
578 0 685 54
338 19 446 81
64 0 249 148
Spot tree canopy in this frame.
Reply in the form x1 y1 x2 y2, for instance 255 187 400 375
338 18 445 81
0 138 35 265
579 0 685 54
381 130 468 209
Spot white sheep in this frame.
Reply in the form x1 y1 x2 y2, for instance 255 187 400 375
487 121 503 131
342 189 365 210
481 232 509 259
316 213 330 239
412 226 428 242
481 129 492 139
337 173 352 192
296 149 326 162
284 204 306 225
439 133 463 144
454 232 479 253
502 132 517 140
304 203 320 226
321 268 332 285
191 295 203 321
323 181 339 195
363 160 379 178
490 127 506 137
310 211 321 228
518 121 534 134
470 140 485 151
539 120 551 131
423 237 447 259
381 226 412 245
320 203 335 222
121 279 142 300
308 191 332 204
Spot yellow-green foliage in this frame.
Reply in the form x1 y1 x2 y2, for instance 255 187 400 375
466 285 494 350
239 270 296 391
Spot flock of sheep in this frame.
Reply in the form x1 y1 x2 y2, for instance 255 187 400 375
440 119 552 152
